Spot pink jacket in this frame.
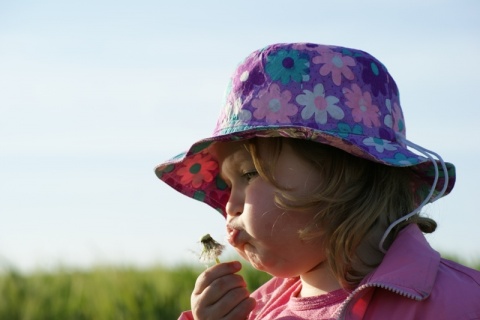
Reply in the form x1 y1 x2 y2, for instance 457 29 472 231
337 224 480 319
178 225 480 319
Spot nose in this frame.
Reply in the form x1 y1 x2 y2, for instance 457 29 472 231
225 186 244 217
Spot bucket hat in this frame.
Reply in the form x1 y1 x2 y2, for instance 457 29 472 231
155 42 455 218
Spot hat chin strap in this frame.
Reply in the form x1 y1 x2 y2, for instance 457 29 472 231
378 138 449 254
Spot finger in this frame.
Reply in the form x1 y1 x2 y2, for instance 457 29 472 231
193 261 242 295
224 296 256 320
201 273 248 305
205 287 253 319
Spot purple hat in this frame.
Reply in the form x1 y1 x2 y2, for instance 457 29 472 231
155 43 455 217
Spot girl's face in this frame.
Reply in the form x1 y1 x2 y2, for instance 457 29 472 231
213 140 326 278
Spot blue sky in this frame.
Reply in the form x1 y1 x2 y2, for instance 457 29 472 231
1 0 479 271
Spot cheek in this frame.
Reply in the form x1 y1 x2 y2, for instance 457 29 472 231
243 177 319 248
246 206 304 248
243 207 277 241
245 179 275 211
244 183 279 233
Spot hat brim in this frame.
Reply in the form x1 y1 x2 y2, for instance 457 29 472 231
155 126 455 217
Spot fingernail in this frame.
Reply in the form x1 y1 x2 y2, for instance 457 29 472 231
232 261 241 270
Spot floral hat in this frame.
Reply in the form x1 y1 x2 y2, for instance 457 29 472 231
155 42 455 217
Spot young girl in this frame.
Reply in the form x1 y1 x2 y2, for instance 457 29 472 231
155 43 480 319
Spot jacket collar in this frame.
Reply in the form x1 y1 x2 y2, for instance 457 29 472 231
360 223 440 300
336 224 441 319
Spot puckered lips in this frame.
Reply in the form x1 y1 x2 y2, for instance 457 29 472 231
226 224 243 247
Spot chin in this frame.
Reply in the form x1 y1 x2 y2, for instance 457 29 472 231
243 248 267 271
247 254 302 278
246 252 283 275
249 259 267 272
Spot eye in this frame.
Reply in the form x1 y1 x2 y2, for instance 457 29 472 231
242 170 258 182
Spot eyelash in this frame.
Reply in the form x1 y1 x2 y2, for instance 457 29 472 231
242 171 258 182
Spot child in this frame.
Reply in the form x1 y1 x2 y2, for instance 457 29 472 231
155 43 480 319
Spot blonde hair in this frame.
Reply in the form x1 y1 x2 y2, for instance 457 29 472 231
246 137 436 289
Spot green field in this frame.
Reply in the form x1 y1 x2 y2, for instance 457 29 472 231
0 257 477 320
0 262 272 320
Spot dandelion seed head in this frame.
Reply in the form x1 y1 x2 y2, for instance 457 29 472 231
199 233 224 264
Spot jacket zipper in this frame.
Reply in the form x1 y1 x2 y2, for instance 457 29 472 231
335 282 422 319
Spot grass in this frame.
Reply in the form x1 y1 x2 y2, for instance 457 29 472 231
0 262 271 320
0 256 477 320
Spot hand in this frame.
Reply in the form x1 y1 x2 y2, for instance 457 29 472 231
191 261 256 320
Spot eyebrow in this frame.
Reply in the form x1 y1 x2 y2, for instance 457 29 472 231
217 146 253 182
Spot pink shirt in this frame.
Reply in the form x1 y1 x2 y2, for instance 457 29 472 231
249 277 349 319
178 278 348 319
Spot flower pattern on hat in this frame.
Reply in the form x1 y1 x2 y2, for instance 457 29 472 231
363 137 397 153
384 99 405 136
385 153 420 165
343 83 381 128
219 98 252 130
233 62 266 97
357 56 393 97
155 42 456 216
296 84 344 125
252 84 298 124
337 122 363 138
312 48 356 86
265 49 310 84
176 152 217 189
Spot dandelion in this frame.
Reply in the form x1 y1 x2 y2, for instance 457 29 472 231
199 233 224 264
